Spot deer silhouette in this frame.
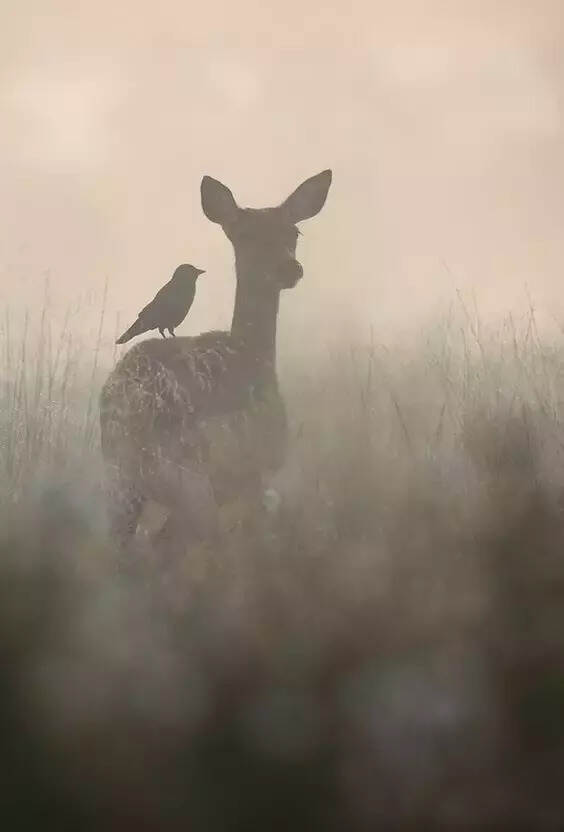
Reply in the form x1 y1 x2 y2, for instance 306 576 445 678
100 169 332 553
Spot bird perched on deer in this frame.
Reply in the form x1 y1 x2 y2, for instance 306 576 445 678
116 263 205 344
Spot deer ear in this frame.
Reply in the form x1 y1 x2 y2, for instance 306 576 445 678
281 169 332 223
201 176 239 224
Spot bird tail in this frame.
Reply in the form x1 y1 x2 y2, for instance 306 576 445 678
115 318 146 345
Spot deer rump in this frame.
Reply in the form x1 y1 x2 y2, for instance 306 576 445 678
100 331 288 518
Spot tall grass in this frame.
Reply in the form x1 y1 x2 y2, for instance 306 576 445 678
0 285 115 506
2 295 564 828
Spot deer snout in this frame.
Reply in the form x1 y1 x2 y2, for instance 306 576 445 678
276 259 303 289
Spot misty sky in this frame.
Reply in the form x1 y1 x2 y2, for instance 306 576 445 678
1 1 564 350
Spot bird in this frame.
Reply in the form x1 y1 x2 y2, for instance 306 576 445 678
116 264 205 345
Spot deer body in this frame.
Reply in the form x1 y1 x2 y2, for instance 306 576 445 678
100 170 332 550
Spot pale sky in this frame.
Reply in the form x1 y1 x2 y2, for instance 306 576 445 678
1 1 564 354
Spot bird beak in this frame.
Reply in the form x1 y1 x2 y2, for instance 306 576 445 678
197 269 206 276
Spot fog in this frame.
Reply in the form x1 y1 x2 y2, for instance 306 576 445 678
1 1 564 349
4 5 564 828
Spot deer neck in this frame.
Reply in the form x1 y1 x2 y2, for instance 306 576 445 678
230 261 280 385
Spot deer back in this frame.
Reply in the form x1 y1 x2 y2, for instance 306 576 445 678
100 330 288 501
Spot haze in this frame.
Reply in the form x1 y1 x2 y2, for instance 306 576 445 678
1 1 563 355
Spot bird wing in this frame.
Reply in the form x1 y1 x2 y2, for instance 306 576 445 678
138 280 195 328
138 280 172 320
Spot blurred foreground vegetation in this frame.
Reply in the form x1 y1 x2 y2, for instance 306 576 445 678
2 298 564 829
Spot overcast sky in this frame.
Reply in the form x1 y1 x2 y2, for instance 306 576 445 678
1 1 563 351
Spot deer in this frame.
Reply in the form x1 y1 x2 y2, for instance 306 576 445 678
99 169 332 555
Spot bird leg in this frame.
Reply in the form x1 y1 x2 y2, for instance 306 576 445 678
159 327 166 338
168 328 176 337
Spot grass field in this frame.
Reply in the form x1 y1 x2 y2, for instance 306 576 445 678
2 295 564 829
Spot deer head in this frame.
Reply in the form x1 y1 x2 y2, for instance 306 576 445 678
200 170 332 291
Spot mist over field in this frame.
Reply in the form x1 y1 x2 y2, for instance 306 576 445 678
2 1 564 335
2 2 564 829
